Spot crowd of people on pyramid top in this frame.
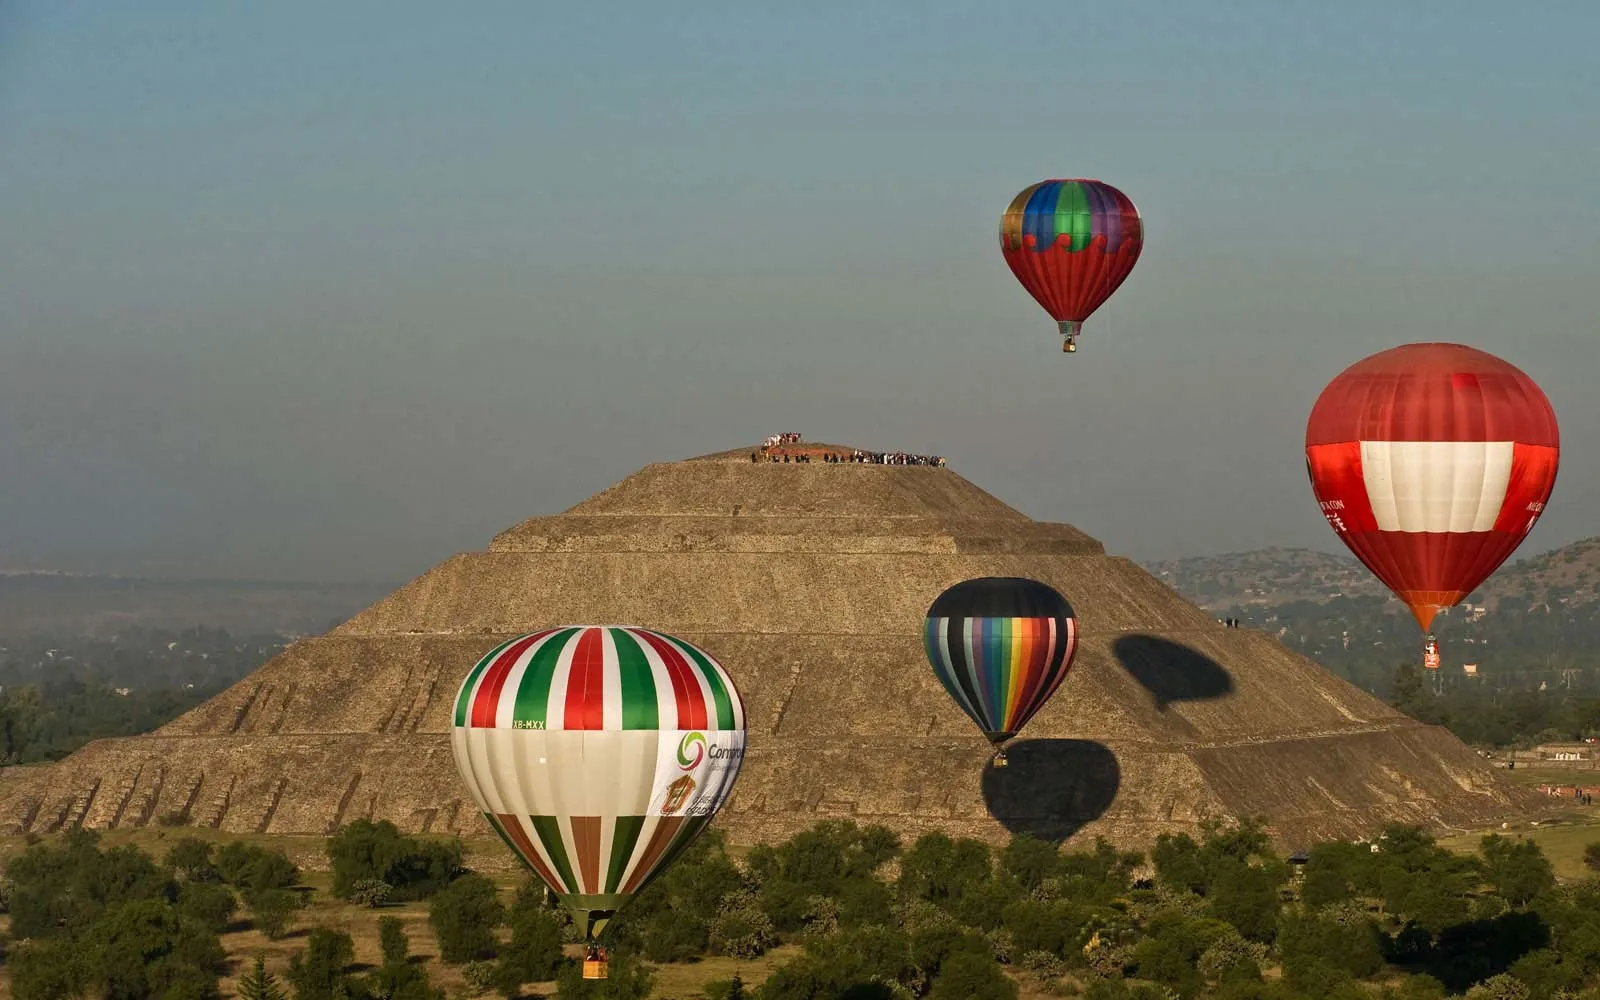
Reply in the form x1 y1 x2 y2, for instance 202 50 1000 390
752 433 946 468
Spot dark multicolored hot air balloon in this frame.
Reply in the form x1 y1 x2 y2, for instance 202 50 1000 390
923 577 1079 766
450 626 746 980
1305 343 1559 668
1000 178 1143 353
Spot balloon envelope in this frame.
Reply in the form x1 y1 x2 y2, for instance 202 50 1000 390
1000 178 1143 343
923 577 1079 745
450 626 746 940
1304 343 1559 631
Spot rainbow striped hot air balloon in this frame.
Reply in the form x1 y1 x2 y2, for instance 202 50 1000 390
450 626 746 978
1000 178 1143 353
922 577 1079 766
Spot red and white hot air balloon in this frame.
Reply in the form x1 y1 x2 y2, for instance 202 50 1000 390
1305 343 1559 663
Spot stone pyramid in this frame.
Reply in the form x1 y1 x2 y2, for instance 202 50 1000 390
0 444 1544 849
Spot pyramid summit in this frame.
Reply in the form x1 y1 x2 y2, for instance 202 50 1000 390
0 441 1544 848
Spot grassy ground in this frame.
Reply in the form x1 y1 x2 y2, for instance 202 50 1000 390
1435 764 1600 880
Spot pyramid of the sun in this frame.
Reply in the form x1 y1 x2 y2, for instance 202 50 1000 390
0 445 1545 848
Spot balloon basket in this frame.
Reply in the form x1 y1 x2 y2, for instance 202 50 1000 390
992 751 1009 768
583 959 609 980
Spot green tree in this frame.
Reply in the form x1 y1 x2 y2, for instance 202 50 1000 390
367 917 443 1000
1391 661 1429 716
215 842 300 893
165 838 219 882
899 833 994 906
8 939 89 1000
176 879 239 933
710 888 777 960
1479 835 1555 906
1299 841 1368 908
379 915 408 966
1583 841 1600 874
493 883 565 996
86 898 228 1000
1207 860 1287 942
999 834 1060 893
244 886 303 939
429 872 505 963
238 955 289 1000
327 819 462 901
1277 909 1384 988
4 829 175 939
286 928 359 1000
927 950 1017 1000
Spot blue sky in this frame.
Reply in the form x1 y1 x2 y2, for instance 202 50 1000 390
1 1 1597 581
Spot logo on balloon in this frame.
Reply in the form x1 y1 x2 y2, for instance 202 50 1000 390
677 731 706 771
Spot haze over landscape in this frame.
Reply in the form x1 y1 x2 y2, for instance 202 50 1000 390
8 6 1600 1000
2 2 1597 583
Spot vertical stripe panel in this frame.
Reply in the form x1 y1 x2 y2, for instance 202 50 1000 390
562 628 607 730
605 815 647 893
570 815 603 894
511 628 576 729
679 640 737 730
637 630 707 729
530 815 579 893
610 629 660 730
471 633 544 728
455 637 520 727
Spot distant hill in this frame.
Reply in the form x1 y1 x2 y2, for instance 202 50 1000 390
1143 547 1385 608
1143 538 1600 614
0 573 395 637
1142 538 1600 695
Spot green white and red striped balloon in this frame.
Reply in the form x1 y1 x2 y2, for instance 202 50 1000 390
449 626 746 941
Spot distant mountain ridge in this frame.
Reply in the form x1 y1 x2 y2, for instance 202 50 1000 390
0 573 396 636
1143 538 1600 613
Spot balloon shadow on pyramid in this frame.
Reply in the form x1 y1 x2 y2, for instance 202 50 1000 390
1113 635 1233 711
981 739 1120 843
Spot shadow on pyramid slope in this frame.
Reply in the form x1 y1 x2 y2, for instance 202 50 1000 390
1115 635 1234 712
983 739 1121 843
0 442 1557 849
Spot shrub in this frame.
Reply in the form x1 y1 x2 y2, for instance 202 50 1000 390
463 960 499 994
176 880 239 933
351 879 394 908
165 838 219 882
493 885 564 996
327 819 463 902
285 928 357 1000
429 872 505 963
379 915 408 965
244 887 303 939
711 889 777 960
215 842 300 893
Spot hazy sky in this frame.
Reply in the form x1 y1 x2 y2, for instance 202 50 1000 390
1 2 1597 583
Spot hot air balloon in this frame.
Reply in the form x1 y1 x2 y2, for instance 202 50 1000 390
923 577 1079 766
999 178 1143 353
1305 343 1559 669
451 626 746 980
